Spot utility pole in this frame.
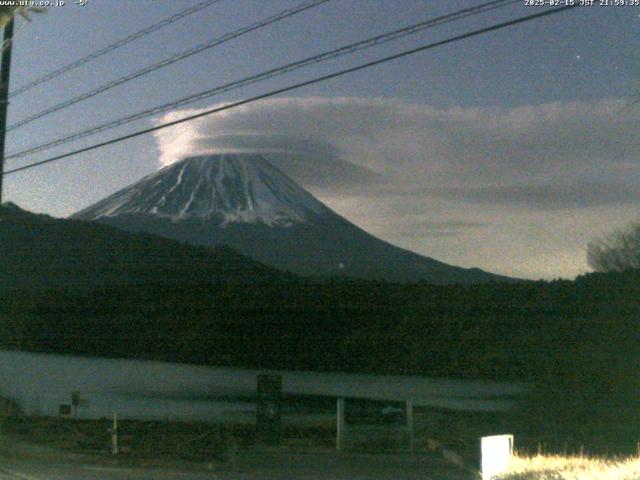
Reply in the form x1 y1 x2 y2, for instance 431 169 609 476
0 17 14 205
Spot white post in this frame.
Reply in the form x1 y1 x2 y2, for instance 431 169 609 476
336 398 345 451
111 412 118 456
480 434 513 479
406 398 414 450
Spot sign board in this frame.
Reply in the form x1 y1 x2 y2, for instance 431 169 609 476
345 398 405 426
337 398 410 451
480 434 514 480
256 374 282 445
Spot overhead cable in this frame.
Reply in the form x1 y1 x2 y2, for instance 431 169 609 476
6 0 516 159
9 0 225 98
3 5 579 178
6 0 330 131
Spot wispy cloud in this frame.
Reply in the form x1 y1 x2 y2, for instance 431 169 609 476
373 220 486 238
424 181 640 210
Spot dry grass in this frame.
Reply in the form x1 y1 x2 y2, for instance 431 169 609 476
495 454 640 480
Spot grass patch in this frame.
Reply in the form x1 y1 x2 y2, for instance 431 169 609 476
0 416 341 462
1 416 241 462
496 454 640 479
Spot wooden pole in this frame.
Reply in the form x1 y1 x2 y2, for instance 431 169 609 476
0 17 14 204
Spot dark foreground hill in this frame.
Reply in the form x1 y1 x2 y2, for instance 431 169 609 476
2 269 639 450
0 202 291 291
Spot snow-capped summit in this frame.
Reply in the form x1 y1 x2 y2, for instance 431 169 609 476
73 153 513 284
73 154 330 227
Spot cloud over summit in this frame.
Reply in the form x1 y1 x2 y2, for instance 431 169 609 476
153 96 640 207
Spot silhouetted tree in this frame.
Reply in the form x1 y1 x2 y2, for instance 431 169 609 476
0 6 44 29
587 220 640 272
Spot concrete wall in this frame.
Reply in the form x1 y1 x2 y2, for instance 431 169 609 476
0 350 527 422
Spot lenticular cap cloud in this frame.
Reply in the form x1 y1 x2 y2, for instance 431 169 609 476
152 96 640 208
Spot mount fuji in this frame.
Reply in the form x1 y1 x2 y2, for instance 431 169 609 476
72 154 510 284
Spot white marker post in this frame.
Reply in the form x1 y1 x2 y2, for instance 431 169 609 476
336 398 345 451
111 412 118 456
480 434 513 479
405 399 414 451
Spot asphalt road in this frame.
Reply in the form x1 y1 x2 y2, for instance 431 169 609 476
0 451 475 480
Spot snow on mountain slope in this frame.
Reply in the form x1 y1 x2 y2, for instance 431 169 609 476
73 154 331 227
72 152 515 284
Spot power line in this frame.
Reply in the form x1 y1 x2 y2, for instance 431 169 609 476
6 0 517 160
8 0 223 99
6 0 330 132
3 4 579 178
